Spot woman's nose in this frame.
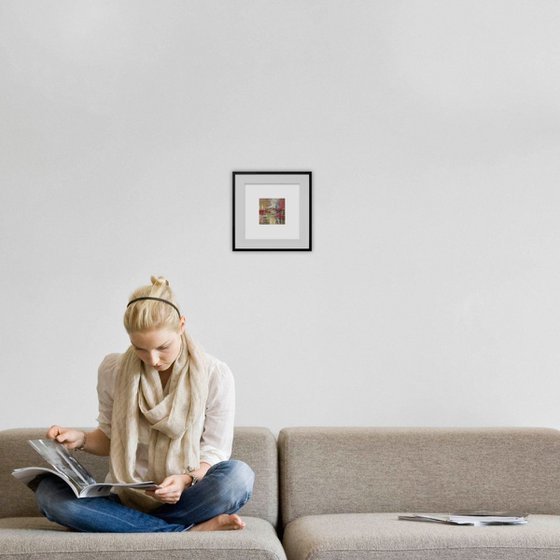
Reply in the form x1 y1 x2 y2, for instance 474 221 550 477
147 351 159 365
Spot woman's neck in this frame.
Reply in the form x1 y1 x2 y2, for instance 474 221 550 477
159 367 173 389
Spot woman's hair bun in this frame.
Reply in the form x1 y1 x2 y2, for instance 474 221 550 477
150 275 170 287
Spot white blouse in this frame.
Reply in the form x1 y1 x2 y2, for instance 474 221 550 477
96 352 235 480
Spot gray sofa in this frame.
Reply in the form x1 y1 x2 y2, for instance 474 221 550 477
0 427 286 560
3 427 560 560
279 427 560 560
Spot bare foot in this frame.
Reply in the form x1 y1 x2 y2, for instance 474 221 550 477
191 514 246 532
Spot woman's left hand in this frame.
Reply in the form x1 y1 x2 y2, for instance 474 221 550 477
146 474 190 504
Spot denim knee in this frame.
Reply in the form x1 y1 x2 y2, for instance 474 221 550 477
218 459 255 508
35 475 76 523
230 459 255 495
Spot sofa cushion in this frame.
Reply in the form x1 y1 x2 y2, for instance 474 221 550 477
0 516 286 560
279 427 560 526
283 513 560 560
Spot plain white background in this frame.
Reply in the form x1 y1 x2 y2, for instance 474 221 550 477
1 1 560 432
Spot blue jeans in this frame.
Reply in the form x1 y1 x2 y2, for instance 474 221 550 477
35 460 255 533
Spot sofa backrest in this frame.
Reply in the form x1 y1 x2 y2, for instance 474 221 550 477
0 426 278 527
279 427 560 527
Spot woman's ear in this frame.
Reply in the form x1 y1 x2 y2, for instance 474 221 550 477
179 315 186 333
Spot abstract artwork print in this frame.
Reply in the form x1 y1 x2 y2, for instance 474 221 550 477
259 198 286 225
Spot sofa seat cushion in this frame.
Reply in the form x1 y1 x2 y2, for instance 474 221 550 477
0 516 286 560
283 513 560 560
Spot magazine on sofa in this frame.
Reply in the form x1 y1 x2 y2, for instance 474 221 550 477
12 439 159 498
398 512 529 526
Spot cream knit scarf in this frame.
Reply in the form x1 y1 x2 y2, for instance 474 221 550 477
109 332 209 511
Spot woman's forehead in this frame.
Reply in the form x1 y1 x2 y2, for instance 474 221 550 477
129 328 177 348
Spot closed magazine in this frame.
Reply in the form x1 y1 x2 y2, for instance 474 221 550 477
398 512 528 526
12 439 159 498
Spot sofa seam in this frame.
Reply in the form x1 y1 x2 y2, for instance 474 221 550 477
304 544 560 560
1 546 284 559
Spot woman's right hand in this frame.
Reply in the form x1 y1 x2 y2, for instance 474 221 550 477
47 425 85 450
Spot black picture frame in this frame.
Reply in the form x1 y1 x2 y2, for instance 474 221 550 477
232 171 312 251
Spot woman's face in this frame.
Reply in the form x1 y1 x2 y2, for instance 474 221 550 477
129 323 184 372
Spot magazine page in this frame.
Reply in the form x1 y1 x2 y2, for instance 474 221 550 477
28 439 96 491
398 515 450 524
398 513 528 526
13 439 160 499
12 467 160 498
449 513 528 525
77 481 160 498
12 467 83 497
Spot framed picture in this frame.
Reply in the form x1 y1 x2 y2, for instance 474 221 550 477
232 171 312 251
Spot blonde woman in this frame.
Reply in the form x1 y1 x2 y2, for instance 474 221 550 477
34 276 254 532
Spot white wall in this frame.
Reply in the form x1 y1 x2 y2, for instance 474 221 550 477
2 1 560 433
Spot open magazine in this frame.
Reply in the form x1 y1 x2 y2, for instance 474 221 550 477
398 512 528 526
12 439 159 498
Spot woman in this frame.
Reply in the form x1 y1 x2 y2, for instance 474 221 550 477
35 276 254 532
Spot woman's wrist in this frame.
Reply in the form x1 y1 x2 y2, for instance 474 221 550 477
77 432 87 451
180 473 199 487
175 473 191 489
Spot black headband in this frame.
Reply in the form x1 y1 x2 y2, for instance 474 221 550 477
126 297 181 318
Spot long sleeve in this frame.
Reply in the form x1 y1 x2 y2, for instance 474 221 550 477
96 353 120 439
200 357 236 466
